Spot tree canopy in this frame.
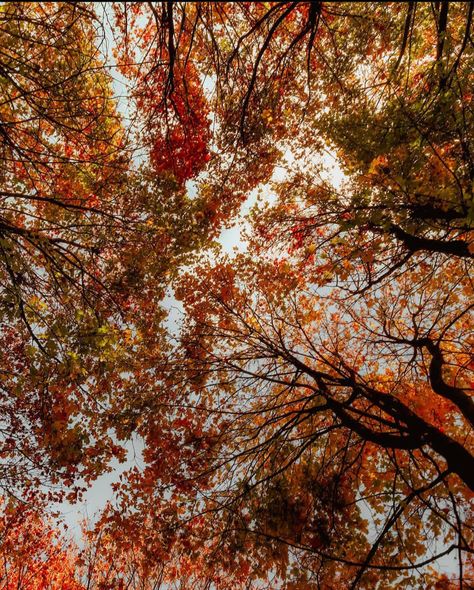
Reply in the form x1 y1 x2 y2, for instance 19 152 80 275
0 2 472 589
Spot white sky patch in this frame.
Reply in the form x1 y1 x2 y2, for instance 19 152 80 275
219 146 347 255
53 435 145 541
218 151 294 255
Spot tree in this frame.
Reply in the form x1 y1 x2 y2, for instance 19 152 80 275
0 499 82 589
97 2 474 588
1 2 473 588
0 2 209 503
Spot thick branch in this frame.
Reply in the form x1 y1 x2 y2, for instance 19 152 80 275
328 401 422 450
424 339 474 428
281 351 474 491
390 223 473 258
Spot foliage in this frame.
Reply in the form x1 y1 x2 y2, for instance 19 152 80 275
0 2 472 589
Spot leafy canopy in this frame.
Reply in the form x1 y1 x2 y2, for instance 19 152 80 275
0 2 472 589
